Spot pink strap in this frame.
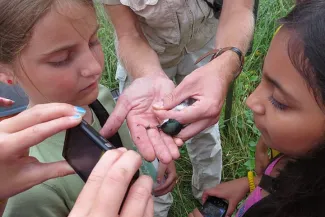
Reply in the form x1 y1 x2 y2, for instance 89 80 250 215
265 156 282 175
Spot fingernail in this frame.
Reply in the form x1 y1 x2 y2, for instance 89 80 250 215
74 106 86 115
70 114 82 120
6 99 14 103
1 98 14 104
153 101 164 109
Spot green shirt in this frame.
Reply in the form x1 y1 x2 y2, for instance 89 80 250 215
3 85 134 217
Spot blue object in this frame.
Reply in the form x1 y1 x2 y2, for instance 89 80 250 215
0 84 29 117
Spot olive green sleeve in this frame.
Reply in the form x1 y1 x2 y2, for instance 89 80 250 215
3 184 69 217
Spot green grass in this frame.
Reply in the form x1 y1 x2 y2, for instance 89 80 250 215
96 1 294 216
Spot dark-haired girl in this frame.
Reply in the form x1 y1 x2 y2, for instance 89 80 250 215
190 1 325 216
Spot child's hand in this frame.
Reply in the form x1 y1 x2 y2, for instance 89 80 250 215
202 178 250 217
0 103 83 200
188 208 203 217
255 137 269 176
69 149 153 217
153 161 177 196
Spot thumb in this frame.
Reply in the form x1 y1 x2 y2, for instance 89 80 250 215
29 161 75 185
100 95 130 138
202 187 222 202
156 163 168 184
203 189 236 217
153 83 189 111
202 192 210 204
225 202 237 217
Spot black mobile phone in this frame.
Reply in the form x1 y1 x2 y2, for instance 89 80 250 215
199 196 228 217
63 120 139 213
63 120 139 182
63 120 117 182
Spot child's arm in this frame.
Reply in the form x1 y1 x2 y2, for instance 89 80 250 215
189 174 262 217
255 137 269 177
153 161 177 196
201 177 251 217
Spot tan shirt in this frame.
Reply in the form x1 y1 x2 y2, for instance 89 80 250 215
99 0 218 68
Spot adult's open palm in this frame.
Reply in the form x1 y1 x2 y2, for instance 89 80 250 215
101 75 180 164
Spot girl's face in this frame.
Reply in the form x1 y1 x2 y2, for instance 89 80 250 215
13 1 104 106
246 28 325 157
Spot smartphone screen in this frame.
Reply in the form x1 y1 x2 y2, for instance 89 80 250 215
63 120 116 182
200 197 228 217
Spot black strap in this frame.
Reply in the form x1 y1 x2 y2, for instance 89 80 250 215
203 0 223 19
257 154 283 194
89 99 123 148
204 0 259 20
241 193 275 217
258 174 278 194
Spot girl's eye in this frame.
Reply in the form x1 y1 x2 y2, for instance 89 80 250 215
268 96 288 110
48 57 71 67
48 52 71 67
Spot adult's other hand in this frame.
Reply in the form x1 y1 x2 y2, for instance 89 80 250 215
153 55 235 144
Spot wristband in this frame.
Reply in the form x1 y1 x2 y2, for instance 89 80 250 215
248 171 256 193
195 47 245 79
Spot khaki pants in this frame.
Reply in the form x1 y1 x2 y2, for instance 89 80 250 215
116 36 222 217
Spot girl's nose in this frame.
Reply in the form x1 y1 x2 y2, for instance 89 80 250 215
81 51 102 77
246 87 266 116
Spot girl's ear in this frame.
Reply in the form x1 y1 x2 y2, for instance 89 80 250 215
0 64 15 85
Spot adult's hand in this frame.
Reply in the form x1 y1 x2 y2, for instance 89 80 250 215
100 74 180 164
0 97 14 107
159 0 254 143
0 103 84 200
69 149 153 217
153 55 235 144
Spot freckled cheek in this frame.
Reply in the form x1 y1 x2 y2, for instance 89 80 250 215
43 76 79 100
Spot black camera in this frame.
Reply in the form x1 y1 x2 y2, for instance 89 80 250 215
199 196 228 217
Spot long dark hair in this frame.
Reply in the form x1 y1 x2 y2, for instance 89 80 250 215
245 1 325 216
